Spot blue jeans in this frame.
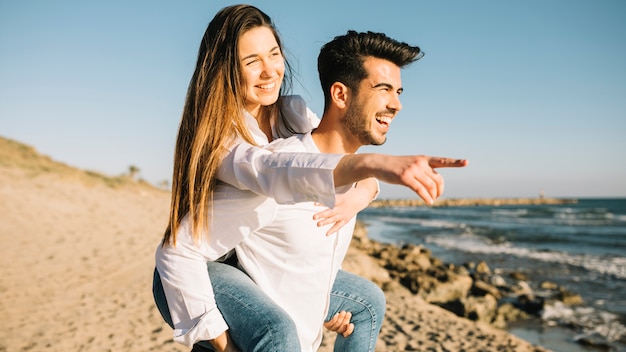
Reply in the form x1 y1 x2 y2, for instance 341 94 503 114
153 262 385 351
326 270 386 352
153 261 300 352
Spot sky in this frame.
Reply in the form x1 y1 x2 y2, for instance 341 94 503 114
1 0 625 199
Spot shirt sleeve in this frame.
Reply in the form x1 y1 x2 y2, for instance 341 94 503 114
155 188 280 347
367 178 381 201
274 95 320 138
217 139 345 208
221 95 343 207
155 221 228 346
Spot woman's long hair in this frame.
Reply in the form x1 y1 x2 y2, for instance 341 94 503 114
163 5 292 245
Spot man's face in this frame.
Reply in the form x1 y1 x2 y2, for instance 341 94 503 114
342 56 403 147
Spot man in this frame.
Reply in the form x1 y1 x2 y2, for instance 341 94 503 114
224 30 466 350
156 30 467 352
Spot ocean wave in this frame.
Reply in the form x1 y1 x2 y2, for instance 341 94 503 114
491 208 529 217
425 232 626 279
364 215 460 229
484 205 620 225
542 301 626 343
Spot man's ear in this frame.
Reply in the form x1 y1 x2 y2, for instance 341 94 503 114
330 82 349 109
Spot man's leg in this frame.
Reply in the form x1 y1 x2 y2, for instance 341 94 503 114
153 262 300 352
326 270 386 352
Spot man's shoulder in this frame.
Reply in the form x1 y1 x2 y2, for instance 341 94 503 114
266 132 316 153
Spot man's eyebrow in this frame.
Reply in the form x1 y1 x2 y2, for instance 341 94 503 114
373 82 403 93
241 46 280 61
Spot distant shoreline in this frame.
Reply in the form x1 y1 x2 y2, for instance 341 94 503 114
369 197 578 208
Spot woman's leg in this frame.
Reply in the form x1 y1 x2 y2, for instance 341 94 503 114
153 261 300 352
326 270 386 352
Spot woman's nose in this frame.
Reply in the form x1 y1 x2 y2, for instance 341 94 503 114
260 60 278 78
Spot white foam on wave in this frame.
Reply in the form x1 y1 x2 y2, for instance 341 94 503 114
366 215 459 229
425 231 626 279
542 301 626 343
491 208 529 217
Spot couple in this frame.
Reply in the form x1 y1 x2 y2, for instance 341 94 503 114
153 4 467 352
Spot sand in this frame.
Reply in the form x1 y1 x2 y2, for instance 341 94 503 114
0 138 549 352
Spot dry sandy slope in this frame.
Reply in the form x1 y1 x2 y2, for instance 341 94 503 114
0 165 183 351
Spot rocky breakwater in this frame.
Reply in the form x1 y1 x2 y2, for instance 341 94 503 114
351 222 584 330
369 197 578 208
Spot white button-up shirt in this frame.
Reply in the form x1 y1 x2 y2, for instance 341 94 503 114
155 96 354 350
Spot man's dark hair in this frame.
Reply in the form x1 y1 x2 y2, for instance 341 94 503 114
317 30 424 111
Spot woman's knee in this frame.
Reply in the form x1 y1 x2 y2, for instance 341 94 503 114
368 282 386 317
232 307 300 351
334 271 386 315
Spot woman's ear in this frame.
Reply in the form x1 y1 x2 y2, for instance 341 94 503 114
330 82 349 109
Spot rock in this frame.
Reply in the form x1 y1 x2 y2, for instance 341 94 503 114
342 247 392 288
350 218 587 338
517 294 544 315
426 264 450 282
492 303 529 329
437 293 499 326
574 335 612 351
369 197 577 208
437 299 466 318
463 293 498 324
539 281 558 290
399 270 422 294
351 221 370 246
476 261 492 275
453 264 470 277
420 273 473 304
396 244 432 271
375 245 394 261
472 280 502 299
490 274 508 288
511 280 534 297
556 287 584 306
509 271 530 281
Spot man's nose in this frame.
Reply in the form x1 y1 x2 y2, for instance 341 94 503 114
389 94 402 112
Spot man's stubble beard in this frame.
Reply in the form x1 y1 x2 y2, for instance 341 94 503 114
342 100 387 147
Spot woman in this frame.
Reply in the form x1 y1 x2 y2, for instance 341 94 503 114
154 5 383 352
154 4 464 352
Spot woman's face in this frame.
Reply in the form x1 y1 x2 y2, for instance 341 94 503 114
238 26 285 117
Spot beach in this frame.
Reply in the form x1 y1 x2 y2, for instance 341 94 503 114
0 137 548 351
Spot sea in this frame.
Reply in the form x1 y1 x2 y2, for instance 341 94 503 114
356 198 626 352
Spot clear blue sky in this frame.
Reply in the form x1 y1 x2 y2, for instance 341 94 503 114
1 0 625 199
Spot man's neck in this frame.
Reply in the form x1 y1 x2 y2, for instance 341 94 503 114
311 117 360 154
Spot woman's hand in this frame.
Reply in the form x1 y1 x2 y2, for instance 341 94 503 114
313 178 378 236
324 311 354 337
